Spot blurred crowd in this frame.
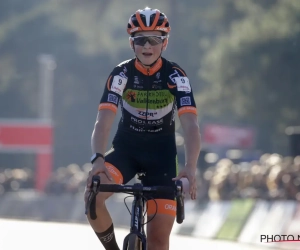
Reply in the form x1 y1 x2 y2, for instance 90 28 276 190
0 168 35 195
1 153 300 201
198 153 300 201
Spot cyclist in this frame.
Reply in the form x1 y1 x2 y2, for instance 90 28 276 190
85 7 201 250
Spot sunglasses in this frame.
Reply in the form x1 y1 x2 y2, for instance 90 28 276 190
130 35 168 46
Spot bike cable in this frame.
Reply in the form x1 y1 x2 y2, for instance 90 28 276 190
122 195 158 226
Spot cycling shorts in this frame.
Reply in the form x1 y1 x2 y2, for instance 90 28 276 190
104 130 178 217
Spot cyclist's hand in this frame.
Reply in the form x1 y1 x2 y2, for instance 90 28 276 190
172 165 197 200
85 159 112 201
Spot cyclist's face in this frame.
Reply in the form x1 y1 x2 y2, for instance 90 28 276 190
132 31 166 66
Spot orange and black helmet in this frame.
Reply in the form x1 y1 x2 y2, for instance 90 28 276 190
127 7 171 35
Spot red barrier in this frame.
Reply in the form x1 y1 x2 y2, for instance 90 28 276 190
0 119 53 191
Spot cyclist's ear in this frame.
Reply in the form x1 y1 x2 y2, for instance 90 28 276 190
162 38 168 51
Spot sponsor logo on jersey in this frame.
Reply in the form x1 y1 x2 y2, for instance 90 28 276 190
119 72 127 79
137 110 158 118
134 85 144 89
131 116 163 125
129 125 162 133
134 76 139 84
108 93 119 105
180 96 191 106
152 84 162 89
123 89 174 109
169 70 181 83
125 91 136 102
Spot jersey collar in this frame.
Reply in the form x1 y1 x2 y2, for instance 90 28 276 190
134 57 162 76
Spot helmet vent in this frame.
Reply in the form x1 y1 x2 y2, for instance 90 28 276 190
140 14 147 26
131 15 139 27
156 15 165 26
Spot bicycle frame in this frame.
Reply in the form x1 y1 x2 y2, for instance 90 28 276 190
123 183 147 250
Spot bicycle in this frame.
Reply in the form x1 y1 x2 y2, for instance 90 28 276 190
85 173 185 250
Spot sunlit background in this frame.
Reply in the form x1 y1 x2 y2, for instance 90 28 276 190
0 0 300 249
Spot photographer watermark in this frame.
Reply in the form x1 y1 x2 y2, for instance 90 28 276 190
261 235 300 243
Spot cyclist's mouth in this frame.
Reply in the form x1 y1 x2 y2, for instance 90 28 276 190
142 52 153 57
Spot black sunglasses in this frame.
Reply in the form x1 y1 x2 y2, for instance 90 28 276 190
130 35 167 46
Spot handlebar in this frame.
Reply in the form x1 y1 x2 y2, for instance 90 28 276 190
85 175 185 224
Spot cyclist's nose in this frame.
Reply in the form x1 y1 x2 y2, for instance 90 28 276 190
143 41 152 48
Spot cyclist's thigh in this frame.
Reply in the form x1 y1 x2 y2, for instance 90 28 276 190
142 147 177 248
140 140 177 218
141 143 177 199
104 146 137 185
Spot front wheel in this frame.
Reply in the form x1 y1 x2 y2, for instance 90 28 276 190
126 234 142 250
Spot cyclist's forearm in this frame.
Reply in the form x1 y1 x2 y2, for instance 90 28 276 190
181 116 201 167
184 125 201 167
91 110 115 154
91 125 110 155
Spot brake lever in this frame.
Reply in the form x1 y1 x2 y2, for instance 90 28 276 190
85 192 94 215
175 180 183 195
92 175 100 192
85 176 101 217
175 180 185 224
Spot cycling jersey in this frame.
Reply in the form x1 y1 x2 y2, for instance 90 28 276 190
99 57 197 135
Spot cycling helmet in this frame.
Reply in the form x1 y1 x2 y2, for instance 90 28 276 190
127 7 171 35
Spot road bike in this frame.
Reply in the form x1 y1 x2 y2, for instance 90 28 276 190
85 174 185 250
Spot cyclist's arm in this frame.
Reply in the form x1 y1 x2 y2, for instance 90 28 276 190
91 109 116 156
168 63 200 166
92 63 127 155
179 113 201 167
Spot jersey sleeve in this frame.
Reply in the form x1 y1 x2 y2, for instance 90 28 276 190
168 64 197 116
98 64 128 114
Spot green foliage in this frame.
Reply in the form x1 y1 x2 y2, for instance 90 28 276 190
0 0 299 167
197 0 300 151
0 55 16 93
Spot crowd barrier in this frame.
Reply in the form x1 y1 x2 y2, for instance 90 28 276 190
0 191 299 250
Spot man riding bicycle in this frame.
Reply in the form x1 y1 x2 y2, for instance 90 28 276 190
84 7 201 250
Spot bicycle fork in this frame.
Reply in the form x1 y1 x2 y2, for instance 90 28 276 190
123 192 146 250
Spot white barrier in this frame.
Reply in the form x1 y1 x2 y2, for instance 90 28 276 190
192 201 231 238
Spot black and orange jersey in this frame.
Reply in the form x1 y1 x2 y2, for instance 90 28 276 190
99 57 197 135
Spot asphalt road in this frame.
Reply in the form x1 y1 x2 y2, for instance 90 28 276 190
0 218 284 250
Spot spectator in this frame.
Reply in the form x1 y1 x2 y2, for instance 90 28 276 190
2 153 300 201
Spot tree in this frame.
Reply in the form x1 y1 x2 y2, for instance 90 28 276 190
196 0 300 153
0 0 175 167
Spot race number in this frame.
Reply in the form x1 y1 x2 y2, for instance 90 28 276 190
174 77 191 92
111 75 127 95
